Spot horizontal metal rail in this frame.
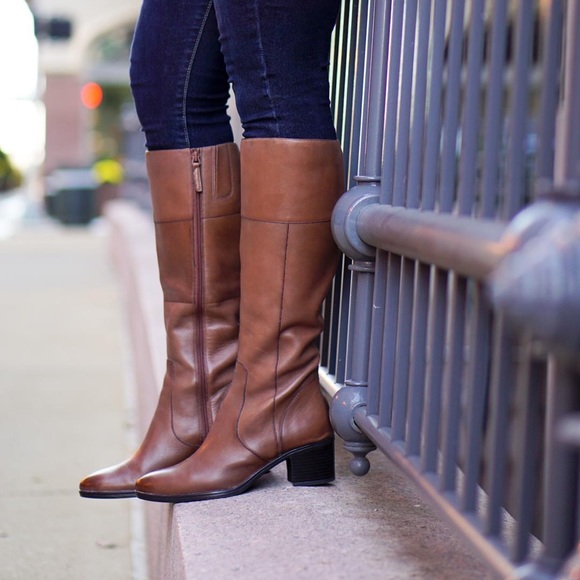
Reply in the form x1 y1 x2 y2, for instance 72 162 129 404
357 205 511 280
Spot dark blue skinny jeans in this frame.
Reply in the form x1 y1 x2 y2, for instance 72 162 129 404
130 0 341 150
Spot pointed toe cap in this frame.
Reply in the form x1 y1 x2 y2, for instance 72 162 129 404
79 463 137 498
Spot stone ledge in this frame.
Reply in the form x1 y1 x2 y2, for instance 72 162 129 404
104 199 491 580
104 200 174 578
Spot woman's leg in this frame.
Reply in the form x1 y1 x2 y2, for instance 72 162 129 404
130 0 233 148
214 0 340 140
135 0 345 503
80 0 242 499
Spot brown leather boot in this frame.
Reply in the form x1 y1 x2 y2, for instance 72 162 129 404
135 138 344 502
80 143 241 498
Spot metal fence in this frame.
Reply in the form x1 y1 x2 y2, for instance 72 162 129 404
324 0 580 577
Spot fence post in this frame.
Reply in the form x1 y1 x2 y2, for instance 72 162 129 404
329 0 393 475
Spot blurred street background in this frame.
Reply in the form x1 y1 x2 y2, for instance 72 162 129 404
0 1 536 578
0 2 146 577
0 193 143 580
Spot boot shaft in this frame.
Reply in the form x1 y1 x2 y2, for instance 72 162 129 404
233 138 344 456
147 144 241 306
238 138 344 372
146 144 241 439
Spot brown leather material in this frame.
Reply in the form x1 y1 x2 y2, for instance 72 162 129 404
135 138 344 500
80 143 241 497
241 138 344 223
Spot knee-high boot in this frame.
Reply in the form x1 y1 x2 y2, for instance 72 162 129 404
135 138 344 502
80 143 241 498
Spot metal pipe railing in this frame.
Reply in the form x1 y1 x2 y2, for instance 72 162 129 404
326 1 580 578
357 205 510 280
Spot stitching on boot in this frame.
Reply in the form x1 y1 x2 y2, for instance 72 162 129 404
154 217 197 225
235 361 268 462
242 216 331 225
168 359 198 448
272 224 290 454
198 183 211 436
279 371 320 447
204 212 240 221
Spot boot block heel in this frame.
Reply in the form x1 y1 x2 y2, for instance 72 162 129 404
286 438 335 486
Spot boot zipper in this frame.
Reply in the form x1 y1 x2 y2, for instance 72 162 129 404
191 148 209 438
192 148 203 193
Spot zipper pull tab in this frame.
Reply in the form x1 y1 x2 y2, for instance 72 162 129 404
192 149 203 193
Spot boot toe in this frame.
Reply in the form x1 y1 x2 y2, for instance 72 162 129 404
79 463 137 498
135 468 177 496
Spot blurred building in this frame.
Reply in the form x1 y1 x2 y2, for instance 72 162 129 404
26 0 141 173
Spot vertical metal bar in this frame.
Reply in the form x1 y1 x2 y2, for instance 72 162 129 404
320 0 356 374
344 263 358 385
346 0 368 187
392 0 418 207
333 3 354 170
346 261 376 388
406 0 432 210
461 283 492 512
554 0 580 187
484 315 515 536
361 0 392 177
378 253 401 428
421 267 448 473
421 0 447 211
324 0 350 376
380 0 404 204
480 0 509 219
392 257 414 442
330 0 346 138
440 274 468 492
502 0 534 219
535 0 563 182
333 0 359 382
334 255 352 384
364 0 393 417
328 0 341 111
406 261 430 456
510 336 543 563
367 251 388 415
538 359 580 568
457 0 485 217
335 0 373 389
353 0 375 172
438 0 465 214
342 0 363 187
531 7 580 567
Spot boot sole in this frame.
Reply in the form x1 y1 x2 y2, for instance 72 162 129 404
79 489 136 499
135 437 335 503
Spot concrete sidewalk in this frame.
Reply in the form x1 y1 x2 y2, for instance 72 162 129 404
0 212 137 579
0 197 493 579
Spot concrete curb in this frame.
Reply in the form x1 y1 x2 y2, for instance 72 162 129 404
104 200 177 578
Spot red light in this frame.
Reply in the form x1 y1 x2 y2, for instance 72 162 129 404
81 82 103 109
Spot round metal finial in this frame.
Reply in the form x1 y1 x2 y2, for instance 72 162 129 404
348 450 372 476
330 386 376 476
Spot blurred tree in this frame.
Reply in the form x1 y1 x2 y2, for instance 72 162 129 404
0 148 23 192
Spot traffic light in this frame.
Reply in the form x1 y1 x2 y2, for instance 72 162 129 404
80 82 103 110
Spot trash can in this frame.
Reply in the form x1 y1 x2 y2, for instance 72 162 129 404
44 168 98 225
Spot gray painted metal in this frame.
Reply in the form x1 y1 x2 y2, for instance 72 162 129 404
554 0 580 187
324 0 580 578
357 205 508 279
